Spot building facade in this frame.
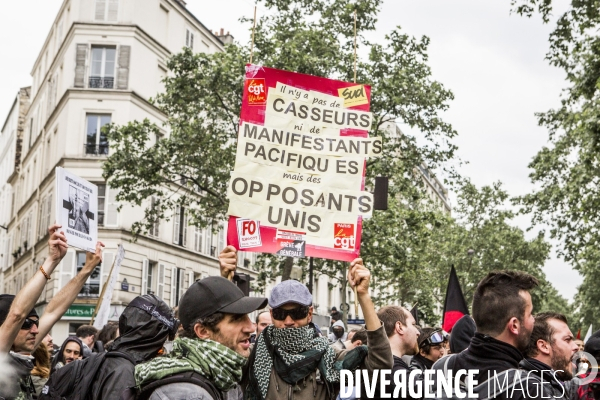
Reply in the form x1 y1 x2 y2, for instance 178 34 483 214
0 0 257 341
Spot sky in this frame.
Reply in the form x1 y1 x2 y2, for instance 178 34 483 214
0 0 580 300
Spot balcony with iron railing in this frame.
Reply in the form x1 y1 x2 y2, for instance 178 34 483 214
89 76 114 89
85 144 109 156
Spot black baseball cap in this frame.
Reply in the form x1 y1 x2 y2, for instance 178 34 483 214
179 276 267 329
0 294 39 326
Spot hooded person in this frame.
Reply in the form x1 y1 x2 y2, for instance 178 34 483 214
449 314 476 354
89 294 178 399
328 320 347 343
50 336 83 374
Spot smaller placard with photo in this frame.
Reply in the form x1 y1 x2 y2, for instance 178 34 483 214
55 167 98 252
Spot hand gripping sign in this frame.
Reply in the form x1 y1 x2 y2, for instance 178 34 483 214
227 65 381 262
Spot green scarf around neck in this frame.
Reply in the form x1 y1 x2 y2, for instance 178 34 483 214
135 337 247 391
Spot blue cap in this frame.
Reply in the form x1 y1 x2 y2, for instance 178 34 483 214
269 280 312 308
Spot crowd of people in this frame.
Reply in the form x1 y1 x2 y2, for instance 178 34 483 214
0 225 598 400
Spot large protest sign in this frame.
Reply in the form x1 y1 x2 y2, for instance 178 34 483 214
55 167 98 252
226 65 381 261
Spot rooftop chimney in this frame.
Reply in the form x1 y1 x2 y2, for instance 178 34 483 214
216 27 234 45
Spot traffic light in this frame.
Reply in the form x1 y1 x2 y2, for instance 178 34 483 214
233 273 254 296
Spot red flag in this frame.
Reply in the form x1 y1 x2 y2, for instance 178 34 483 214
442 265 469 332
577 329 581 340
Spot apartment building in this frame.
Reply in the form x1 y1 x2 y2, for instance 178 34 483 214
0 0 260 341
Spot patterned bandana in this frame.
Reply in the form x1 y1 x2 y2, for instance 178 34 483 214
135 337 247 391
249 324 339 400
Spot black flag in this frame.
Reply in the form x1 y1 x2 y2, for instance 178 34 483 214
442 265 469 333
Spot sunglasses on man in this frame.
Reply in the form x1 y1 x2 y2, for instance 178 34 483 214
21 317 39 330
271 306 310 321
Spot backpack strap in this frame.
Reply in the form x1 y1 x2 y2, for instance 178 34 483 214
137 371 224 400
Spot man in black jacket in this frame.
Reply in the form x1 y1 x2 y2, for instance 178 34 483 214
449 271 537 382
520 312 580 399
89 294 178 399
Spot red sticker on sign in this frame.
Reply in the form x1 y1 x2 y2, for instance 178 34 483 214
244 78 267 105
333 223 355 250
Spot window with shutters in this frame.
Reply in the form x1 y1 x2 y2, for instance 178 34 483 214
172 268 184 306
146 261 156 294
76 251 101 297
157 263 165 299
85 114 110 155
194 226 203 252
95 183 119 227
95 0 119 22
149 197 160 237
172 206 187 246
217 224 225 253
97 184 106 226
38 192 52 239
90 46 116 89
185 28 194 49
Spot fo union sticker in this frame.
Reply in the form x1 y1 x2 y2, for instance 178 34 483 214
245 78 267 105
334 223 355 250
236 219 262 248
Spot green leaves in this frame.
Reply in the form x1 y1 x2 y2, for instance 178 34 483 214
511 0 600 328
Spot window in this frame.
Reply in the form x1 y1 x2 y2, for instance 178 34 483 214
147 261 155 294
29 118 34 148
96 183 119 227
185 29 194 49
97 184 106 226
86 114 110 155
172 206 187 246
76 251 101 297
149 197 160 237
95 0 119 22
89 46 116 88
38 193 52 239
172 268 185 306
194 226 203 252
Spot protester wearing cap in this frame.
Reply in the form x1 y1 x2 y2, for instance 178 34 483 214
135 275 267 400
0 224 104 400
410 327 447 371
222 248 393 400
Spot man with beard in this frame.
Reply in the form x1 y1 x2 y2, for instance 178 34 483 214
134 276 268 400
50 336 83 373
431 271 538 399
520 312 580 399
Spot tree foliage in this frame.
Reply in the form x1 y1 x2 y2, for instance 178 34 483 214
511 0 600 328
102 0 564 326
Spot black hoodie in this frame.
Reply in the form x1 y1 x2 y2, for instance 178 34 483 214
89 294 174 400
449 315 476 354
50 336 84 374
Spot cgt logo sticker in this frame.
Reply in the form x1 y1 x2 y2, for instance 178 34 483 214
245 78 267 105
334 223 355 250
